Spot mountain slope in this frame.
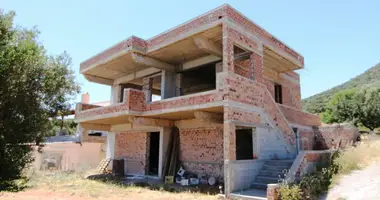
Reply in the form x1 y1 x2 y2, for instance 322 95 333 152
302 62 380 113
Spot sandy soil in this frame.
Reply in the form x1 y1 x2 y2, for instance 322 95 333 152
326 162 380 200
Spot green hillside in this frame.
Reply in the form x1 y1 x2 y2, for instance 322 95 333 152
302 62 380 114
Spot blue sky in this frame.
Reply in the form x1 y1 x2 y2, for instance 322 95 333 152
2 0 380 103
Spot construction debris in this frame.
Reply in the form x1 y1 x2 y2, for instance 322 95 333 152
97 158 111 173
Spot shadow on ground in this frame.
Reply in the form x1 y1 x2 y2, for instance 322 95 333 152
87 173 221 195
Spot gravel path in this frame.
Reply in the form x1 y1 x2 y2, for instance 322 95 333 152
326 162 380 200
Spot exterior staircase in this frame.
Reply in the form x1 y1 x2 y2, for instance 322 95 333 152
251 160 294 189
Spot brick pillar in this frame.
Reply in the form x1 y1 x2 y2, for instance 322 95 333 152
267 184 280 200
143 77 153 103
81 93 90 104
251 53 264 84
222 24 234 73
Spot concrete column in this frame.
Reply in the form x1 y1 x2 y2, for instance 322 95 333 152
110 85 121 104
143 77 153 103
252 127 258 159
249 53 254 80
215 62 223 73
223 121 236 195
161 70 176 99
222 24 234 73
76 123 84 143
158 127 171 178
175 73 183 97
106 132 116 159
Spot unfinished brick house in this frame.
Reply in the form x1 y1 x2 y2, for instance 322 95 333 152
75 4 358 197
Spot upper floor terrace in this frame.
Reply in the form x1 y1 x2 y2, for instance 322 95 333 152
75 4 317 126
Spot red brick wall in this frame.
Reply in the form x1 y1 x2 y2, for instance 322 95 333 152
279 104 321 127
81 103 101 111
315 124 359 150
220 72 295 145
299 129 314 150
224 107 262 124
262 72 302 110
115 131 148 175
125 89 145 112
146 91 222 111
179 127 224 178
279 72 302 109
225 6 304 65
76 90 222 119
234 59 250 78
263 78 275 98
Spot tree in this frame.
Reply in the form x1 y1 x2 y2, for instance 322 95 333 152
0 10 80 189
322 88 380 132
356 88 380 131
321 89 358 124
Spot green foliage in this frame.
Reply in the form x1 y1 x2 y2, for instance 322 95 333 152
279 152 340 200
0 10 79 190
321 89 358 124
355 88 380 131
298 157 339 200
46 118 78 136
303 63 380 114
321 88 380 130
279 184 303 200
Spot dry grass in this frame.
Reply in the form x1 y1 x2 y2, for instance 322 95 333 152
0 171 219 200
332 134 380 183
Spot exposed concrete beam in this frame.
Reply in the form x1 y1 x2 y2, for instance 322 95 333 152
113 67 161 85
180 55 221 71
131 53 175 71
194 111 223 124
81 123 111 131
110 123 159 132
175 119 223 129
110 123 132 132
193 36 222 57
127 116 174 127
84 74 113 86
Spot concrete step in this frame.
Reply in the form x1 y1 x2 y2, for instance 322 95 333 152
230 189 267 200
262 164 291 171
264 159 294 165
263 162 293 168
257 169 285 178
255 176 282 184
251 182 268 189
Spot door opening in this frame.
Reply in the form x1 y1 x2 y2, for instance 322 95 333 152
236 129 254 160
148 132 160 175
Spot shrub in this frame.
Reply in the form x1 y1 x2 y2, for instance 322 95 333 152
279 184 302 200
279 152 340 200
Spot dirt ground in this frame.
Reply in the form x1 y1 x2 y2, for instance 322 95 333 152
326 162 380 200
0 172 219 200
